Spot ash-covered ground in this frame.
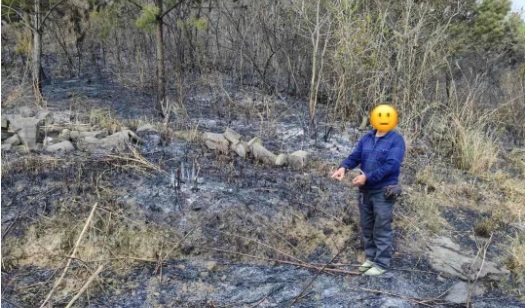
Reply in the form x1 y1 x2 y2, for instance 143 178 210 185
1 77 524 307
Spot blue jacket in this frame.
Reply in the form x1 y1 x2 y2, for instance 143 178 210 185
339 130 405 190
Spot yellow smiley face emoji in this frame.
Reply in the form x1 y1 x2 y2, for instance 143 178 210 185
370 104 398 132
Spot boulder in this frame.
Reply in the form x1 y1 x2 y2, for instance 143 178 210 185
18 106 36 117
9 116 45 148
202 132 229 152
99 130 141 149
251 143 276 165
58 129 71 141
275 154 288 166
231 141 247 158
426 236 510 281
70 130 105 141
288 150 309 169
3 134 21 146
45 140 74 153
70 131 80 140
137 123 158 133
224 128 241 144
37 111 54 126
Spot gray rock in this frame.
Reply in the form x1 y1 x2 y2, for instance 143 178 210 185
250 143 276 165
1 116 9 130
231 142 247 158
58 129 71 141
37 111 54 126
45 140 75 153
445 281 485 304
80 130 105 139
10 116 45 148
137 124 158 133
275 154 288 166
288 150 309 169
18 106 36 117
224 128 241 144
3 134 21 146
427 236 510 281
70 131 80 140
202 132 229 152
100 130 141 149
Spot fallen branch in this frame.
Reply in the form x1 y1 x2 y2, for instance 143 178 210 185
207 247 360 276
40 202 98 308
65 263 106 308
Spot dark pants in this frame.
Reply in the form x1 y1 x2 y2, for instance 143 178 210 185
359 188 394 269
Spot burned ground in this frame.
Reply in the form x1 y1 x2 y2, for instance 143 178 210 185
1 78 524 307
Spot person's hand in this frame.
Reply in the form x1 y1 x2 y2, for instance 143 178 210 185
352 174 367 186
331 167 346 181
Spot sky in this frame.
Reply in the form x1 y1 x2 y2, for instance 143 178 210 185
512 0 525 13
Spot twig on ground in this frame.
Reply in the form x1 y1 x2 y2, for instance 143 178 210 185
65 263 106 308
40 202 98 308
206 247 360 276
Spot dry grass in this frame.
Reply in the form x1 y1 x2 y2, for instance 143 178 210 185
505 234 525 284
451 119 500 177
88 108 123 134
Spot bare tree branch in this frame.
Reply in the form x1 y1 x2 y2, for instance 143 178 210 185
126 0 144 10
41 0 68 26
159 0 184 19
1 4 36 31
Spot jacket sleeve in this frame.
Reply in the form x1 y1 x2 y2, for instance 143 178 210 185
339 137 364 170
364 136 405 184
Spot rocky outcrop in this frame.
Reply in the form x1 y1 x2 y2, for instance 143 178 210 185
427 236 509 281
1 109 151 154
201 128 309 169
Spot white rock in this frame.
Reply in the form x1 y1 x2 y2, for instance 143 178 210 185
224 128 241 144
251 143 276 165
58 129 71 140
288 150 309 169
202 132 229 152
275 154 288 166
137 123 158 133
3 134 21 146
45 140 74 153
231 141 247 158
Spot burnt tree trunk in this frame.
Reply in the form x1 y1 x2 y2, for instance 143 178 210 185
155 0 166 117
33 0 43 106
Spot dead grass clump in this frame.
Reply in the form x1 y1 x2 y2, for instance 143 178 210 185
505 234 525 283
396 187 446 236
1 196 184 270
88 108 123 134
473 218 500 238
1 155 63 178
451 119 499 177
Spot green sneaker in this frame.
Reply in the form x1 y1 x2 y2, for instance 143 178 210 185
358 260 374 272
363 266 386 276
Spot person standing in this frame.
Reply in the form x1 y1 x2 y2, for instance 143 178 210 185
331 104 405 276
